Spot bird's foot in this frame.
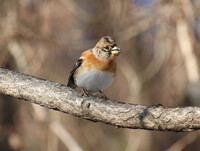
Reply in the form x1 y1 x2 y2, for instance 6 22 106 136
81 88 88 97
99 91 108 100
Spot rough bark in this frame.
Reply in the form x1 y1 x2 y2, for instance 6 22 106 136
0 67 199 132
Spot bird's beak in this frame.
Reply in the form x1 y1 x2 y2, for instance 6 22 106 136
111 46 121 55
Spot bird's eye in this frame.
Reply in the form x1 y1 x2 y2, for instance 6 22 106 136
105 46 109 50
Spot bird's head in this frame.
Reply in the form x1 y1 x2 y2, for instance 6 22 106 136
92 36 120 61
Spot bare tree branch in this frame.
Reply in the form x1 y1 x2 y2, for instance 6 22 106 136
0 67 199 132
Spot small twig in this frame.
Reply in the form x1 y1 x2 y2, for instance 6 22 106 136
50 121 84 151
166 132 200 151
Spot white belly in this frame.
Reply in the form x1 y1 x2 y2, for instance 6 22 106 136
75 69 114 93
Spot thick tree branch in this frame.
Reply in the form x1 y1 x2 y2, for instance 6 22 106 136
0 67 200 132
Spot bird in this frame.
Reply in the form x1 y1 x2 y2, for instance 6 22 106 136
67 36 120 98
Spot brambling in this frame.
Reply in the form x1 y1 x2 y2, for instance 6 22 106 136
67 36 120 98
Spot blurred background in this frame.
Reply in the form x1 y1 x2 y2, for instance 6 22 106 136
0 0 200 150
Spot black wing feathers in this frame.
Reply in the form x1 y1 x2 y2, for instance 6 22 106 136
67 58 83 88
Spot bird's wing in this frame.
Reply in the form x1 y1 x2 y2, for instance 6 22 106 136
67 57 83 89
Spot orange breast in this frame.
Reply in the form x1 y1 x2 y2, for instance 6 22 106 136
81 50 116 73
